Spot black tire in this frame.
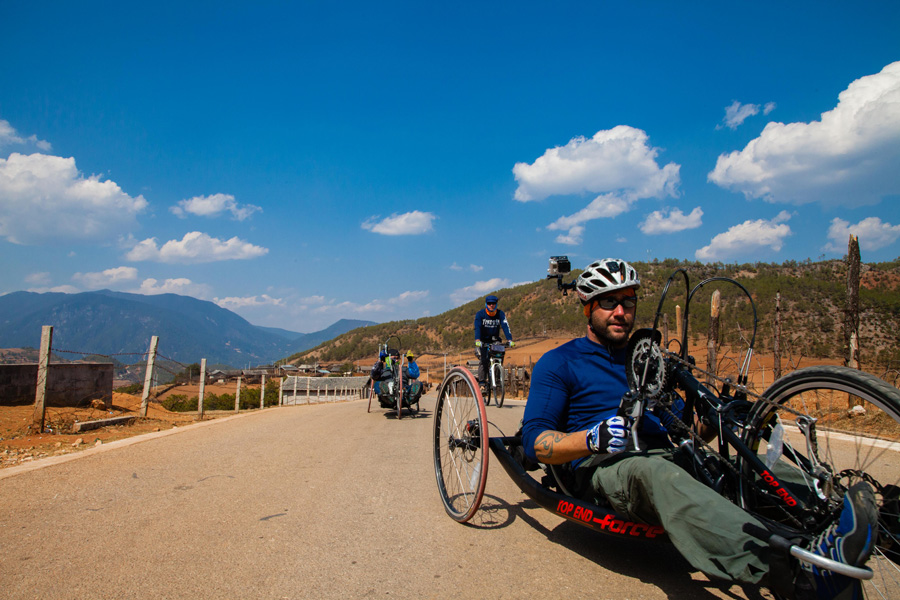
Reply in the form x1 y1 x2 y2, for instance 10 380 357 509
396 366 403 420
492 362 505 408
739 365 900 598
433 366 489 522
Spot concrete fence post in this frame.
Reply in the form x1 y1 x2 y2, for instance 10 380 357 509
32 325 53 433
198 358 207 420
279 377 284 406
140 336 159 418
293 376 298 406
306 377 311 405
260 374 266 409
235 376 242 411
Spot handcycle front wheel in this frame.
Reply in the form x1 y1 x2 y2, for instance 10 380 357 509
740 365 900 598
433 366 489 522
492 362 505 408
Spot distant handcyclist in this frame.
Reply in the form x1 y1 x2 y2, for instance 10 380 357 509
474 294 514 386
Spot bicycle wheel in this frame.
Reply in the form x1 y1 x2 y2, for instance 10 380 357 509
492 363 505 408
396 368 403 419
433 366 489 522
739 365 900 598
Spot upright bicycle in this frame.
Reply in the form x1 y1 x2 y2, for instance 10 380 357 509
482 341 510 407
433 261 900 599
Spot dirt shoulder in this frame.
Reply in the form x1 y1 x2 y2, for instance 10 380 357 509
0 390 233 469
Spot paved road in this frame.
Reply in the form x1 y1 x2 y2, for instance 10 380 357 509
0 394 766 600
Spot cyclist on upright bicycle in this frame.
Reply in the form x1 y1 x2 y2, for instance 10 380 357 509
474 294 514 387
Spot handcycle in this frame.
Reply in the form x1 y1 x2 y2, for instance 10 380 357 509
480 341 511 408
366 336 423 418
367 336 405 419
433 259 900 599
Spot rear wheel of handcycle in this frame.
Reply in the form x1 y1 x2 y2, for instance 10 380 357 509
433 366 489 522
739 365 900 599
492 363 505 408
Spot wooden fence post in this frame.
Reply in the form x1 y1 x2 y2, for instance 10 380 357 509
198 358 206 420
773 292 782 380
140 336 159 418
846 235 861 409
32 325 53 433
707 291 720 384
279 377 284 406
235 376 242 411
675 305 683 345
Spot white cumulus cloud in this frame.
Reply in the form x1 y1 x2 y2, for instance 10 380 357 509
0 153 147 245
718 101 774 130
135 278 214 298
824 217 900 253
125 231 268 264
708 61 900 207
640 207 704 234
171 193 261 221
362 211 436 235
695 211 793 261
513 126 680 245
450 278 510 305
214 294 284 309
0 119 51 150
72 266 139 289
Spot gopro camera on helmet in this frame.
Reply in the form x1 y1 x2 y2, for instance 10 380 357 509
547 256 571 277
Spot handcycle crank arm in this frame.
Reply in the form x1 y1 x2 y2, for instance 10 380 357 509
756 529 874 580
789 544 873 580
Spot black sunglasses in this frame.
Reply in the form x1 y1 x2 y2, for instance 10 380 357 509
596 297 637 310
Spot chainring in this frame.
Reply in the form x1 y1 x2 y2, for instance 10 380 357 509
625 328 667 399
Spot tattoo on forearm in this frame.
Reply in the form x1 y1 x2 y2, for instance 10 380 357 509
535 431 567 460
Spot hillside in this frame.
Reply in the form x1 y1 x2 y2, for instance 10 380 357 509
291 258 900 373
0 291 374 368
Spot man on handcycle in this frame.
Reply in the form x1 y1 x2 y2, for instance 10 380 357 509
474 294 515 387
521 257 878 599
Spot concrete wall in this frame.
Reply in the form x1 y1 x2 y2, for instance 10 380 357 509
0 363 114 408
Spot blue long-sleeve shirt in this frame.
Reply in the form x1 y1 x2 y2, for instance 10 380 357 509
522 336 670 467
474 308 513 343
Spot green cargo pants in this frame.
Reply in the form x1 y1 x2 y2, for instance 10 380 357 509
580 449 770 583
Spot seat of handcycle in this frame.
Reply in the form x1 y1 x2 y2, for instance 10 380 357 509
505 427 582 499
491 432 668 542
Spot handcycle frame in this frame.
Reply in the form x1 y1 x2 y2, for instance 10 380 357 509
434 265 896 584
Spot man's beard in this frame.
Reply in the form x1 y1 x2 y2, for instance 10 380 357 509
589 312 634 349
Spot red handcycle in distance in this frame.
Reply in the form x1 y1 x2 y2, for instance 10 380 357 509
432 256 900 599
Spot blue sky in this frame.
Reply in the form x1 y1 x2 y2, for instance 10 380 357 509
1 1 899 333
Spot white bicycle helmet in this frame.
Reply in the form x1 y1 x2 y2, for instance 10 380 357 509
575 258 641 303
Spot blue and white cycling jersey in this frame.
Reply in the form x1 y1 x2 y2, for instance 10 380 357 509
474 308 513 343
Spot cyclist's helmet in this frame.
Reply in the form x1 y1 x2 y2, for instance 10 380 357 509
485 294 499 316
576 258 641 305
379 350 387 360
406 350 415 360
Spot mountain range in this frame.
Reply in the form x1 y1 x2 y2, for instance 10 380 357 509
0 290 375 368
